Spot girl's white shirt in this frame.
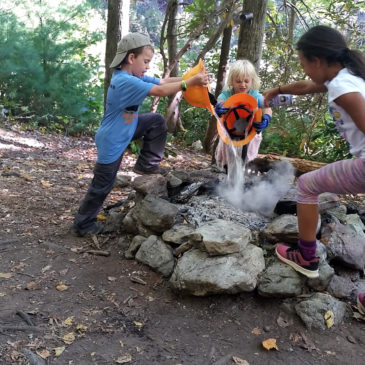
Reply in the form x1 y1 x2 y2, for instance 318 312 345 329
325 68 365 159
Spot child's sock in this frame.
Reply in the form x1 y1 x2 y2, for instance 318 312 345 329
298 239 317 260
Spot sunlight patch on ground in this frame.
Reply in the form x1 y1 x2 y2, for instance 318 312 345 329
0 142 23 151
0 129 44 148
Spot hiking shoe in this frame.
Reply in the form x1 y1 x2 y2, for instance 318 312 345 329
71 223 104 237
275 244 319 278
133 165 168 176
357 293 365 315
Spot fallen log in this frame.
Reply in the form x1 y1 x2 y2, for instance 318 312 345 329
252 154 327 176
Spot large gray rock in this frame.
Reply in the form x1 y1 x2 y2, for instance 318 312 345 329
307 259 335 291
189 219 252 256
125 235 146 259
327 275 355 299
262 214 299 244
162 224 196 245
295 293 348 330
135 235 175 277
123 194 179 236
132 175 168 198
321 220 365 270
258 260 305 297
318 193 340 213
170 245 265 296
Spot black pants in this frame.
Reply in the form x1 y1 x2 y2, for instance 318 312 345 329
74 113 167 230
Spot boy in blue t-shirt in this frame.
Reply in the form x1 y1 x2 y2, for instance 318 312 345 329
72 32 209 236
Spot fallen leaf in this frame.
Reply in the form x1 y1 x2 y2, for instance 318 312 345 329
76 324 87 332
23 172 32 181
0 273 13 279
36 349 51 359
70 246 84 253
54 346 65 357
325 350 336 356
276 312 293 328
64 317 74 326
251 327 262 335
41 180 52 187
56 283 68 291
26 281 39 290
97 214 107 221
324 310 334 328
115 354 132 363
62 332 75 344
41 265 52 273
232 356 250 364
133 321 144 328
0 293 6 297
108 276 117 282
59 268 69 276
11 263 25 271
262 338 279 351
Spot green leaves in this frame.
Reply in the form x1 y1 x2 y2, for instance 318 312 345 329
0 0 105 134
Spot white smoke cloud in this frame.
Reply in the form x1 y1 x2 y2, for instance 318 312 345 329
218 159 295 216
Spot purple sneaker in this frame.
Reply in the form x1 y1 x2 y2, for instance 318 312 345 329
276 244 319 278
357 293 365 315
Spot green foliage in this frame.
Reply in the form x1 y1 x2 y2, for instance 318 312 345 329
0 0 105 135
258 0 364 162
179 100 210 146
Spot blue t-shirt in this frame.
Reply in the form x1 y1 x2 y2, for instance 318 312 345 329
218 88 263 107
95 70 160 164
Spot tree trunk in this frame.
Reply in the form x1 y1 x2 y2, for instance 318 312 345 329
203 24 233 154
165 0 180 133
236 0 267 70
104 0 127 107
150 0 236 114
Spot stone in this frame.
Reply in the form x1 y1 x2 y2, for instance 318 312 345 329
132 175 168 197
189 219 252 256
258 260 305 297
135 235 175 277
321 220 365 270
169 245 265 295
295 293 348 330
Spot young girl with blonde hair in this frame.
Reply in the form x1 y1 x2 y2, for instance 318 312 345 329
215 59 272 170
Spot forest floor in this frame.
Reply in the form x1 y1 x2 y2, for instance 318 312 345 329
1 124 365 365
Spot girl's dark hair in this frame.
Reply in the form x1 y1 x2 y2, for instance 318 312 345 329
296 25 365 80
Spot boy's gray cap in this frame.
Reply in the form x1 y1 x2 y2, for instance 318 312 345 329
110 33 151 68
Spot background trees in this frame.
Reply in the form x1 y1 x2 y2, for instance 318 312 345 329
0 0 364 161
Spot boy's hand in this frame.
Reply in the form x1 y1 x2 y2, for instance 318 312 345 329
215 102 228 117
253 114 271 133
190 72 210 87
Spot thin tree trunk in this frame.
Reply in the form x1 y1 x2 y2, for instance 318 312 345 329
203 24 233 154
165 0 180 133
104 0 125 107
236 0 267 70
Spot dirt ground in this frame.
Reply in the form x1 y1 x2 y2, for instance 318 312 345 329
1 125 365 365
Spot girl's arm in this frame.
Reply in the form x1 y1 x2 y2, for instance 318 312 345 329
263 80 327 107
335 92 365 134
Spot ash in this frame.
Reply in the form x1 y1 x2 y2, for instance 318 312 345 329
178 194 271 230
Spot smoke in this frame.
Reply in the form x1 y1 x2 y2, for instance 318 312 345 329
217 159 295 217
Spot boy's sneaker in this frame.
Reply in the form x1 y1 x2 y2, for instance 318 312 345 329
275 244 319 278
357 293 365 315
71 223 103 237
